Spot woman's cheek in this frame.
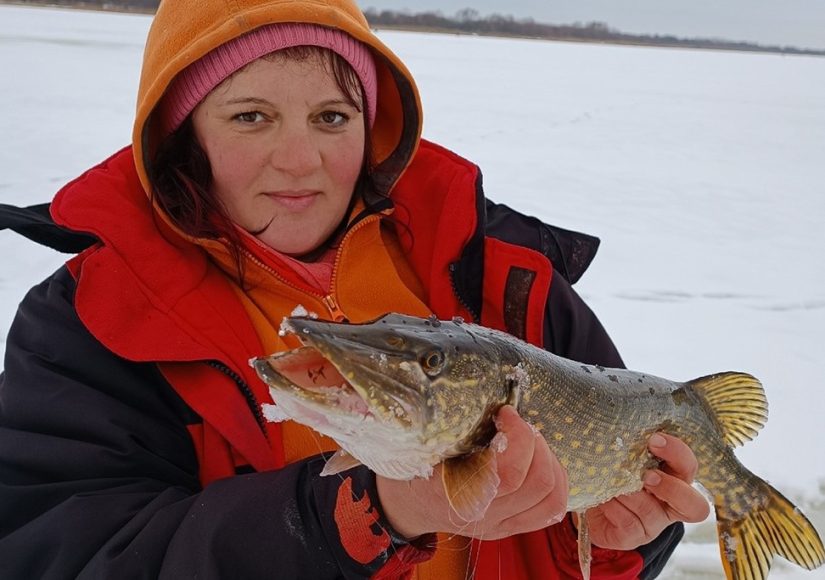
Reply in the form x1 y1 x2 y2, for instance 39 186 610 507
327 137 365 188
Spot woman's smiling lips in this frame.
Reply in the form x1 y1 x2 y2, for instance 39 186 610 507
265 190 321 211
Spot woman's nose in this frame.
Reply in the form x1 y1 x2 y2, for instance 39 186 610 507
270 125 322 176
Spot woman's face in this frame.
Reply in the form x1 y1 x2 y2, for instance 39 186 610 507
192 54 366 256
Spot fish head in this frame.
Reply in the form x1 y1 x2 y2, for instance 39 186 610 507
251 313 520 478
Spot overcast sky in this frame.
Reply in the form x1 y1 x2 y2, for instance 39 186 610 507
358 0 825 50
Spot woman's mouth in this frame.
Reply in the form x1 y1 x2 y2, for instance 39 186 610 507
266 190 320 211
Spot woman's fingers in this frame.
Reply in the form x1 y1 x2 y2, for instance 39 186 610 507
497 446 569 535
381 406 573 541
643 469 711 523
645 432 710 522
648 433 699 482
491 405 537 497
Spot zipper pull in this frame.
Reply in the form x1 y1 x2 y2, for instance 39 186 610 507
322 294 347 322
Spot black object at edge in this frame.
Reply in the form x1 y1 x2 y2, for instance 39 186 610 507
0 202 97 253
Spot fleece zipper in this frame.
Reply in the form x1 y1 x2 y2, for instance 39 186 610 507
206 360 267 436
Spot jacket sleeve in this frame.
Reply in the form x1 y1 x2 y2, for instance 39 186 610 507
543 273 684 579
0 267 433 579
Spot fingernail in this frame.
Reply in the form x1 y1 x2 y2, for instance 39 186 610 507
649 433 667 448
644 471 662 486
490 431 509 453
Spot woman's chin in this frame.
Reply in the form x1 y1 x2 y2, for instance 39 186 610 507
256 233 323 258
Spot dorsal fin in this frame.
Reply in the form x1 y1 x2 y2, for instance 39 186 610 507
687 372 767 447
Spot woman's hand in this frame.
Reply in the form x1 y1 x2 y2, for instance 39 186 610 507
377 405 569 540
582 433 711 550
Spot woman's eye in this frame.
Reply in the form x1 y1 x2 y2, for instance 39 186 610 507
233 111 265 124
318 111 349 128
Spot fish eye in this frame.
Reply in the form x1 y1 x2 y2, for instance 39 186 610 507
421 349 445 376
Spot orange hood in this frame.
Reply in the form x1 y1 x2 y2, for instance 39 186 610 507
133 0 422 199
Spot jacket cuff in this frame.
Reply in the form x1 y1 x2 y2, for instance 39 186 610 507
311 461 436 578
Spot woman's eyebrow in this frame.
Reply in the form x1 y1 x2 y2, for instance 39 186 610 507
216 97 356 108
217 96 273 107
316 99 354 107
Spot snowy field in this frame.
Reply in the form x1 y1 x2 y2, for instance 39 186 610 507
1 5 824 578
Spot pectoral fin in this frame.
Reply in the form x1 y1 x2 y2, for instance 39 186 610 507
442 447 500 522
320 450 363 476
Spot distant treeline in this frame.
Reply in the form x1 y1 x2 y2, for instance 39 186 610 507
365 8 825 56
5 0 825 56
4 0 159 12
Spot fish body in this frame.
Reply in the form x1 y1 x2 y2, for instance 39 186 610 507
253 313 824 579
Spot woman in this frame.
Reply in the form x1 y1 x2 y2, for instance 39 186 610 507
0 0 709 578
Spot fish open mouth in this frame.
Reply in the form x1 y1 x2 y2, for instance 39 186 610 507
254 346 372 415
252 342 424 430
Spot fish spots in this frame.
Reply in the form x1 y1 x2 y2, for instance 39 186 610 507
596 365 605 372
527 409 539 417
533 421 545 431
608 375 619 383
581 365 592 374
648 387 656 395
587 466 597 477
435 393 447 410
425 315 441 327
553 432 564 441
564 416 574 424
570 440 582 449
595 444 605 454
569 486 581 496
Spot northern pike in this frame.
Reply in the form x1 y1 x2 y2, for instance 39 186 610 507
252 313 825 579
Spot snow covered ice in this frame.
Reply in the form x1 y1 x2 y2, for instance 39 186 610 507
2 6 824 578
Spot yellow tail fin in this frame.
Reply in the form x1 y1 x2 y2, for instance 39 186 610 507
716 478 824 579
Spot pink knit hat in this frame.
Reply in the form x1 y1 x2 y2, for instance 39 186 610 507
157 23 377 135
